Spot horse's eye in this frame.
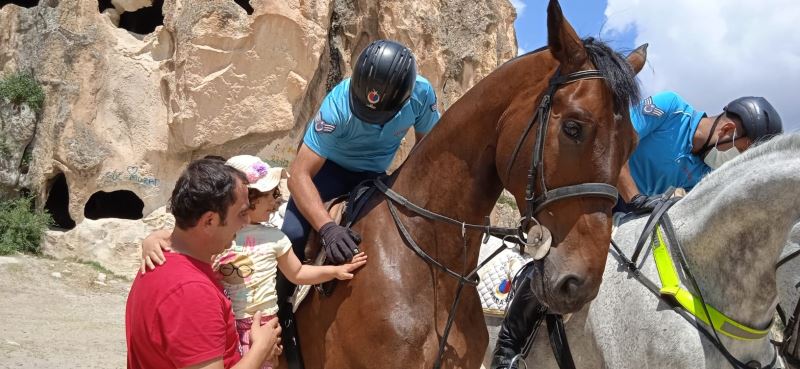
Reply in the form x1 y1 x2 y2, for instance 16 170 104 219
562 120 582 140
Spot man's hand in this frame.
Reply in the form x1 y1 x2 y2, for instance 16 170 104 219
249 312 281 359
140 229 173 274
334 252 368 280
628 193 666 213
318 222 361 264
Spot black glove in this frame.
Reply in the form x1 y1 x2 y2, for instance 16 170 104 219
318 222 361 264
628 193 666 213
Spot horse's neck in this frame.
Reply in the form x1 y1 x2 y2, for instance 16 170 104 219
667 148 800 328
390 88 507 266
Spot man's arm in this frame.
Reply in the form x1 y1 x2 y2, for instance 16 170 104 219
296 116 363 264
412 79 440 140
618 162 667 212
617 162 641 203
181 313 281 369
287 144 330 231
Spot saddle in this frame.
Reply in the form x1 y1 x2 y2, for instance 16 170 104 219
291 180 377 311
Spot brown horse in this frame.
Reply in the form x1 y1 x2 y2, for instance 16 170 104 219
294 1 646 367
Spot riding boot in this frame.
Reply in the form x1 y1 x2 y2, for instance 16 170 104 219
491 277 546 369
276 271 305 369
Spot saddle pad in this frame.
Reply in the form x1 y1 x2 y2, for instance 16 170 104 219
477 236 532 317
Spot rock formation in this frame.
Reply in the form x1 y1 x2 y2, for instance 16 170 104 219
1 0 518 273
0 0 517 230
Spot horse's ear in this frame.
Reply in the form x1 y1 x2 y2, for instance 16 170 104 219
626 43 648 75
547 0 588 73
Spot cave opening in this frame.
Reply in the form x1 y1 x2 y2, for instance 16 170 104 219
233 0 253 15
83 189 145 221
44 173 75 230
0 1 39 10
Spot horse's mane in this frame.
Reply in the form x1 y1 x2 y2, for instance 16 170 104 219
514 37 640 114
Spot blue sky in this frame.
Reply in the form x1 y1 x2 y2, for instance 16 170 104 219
513 0 636 55
511 0 800 132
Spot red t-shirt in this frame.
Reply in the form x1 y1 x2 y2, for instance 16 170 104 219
126 252 242 369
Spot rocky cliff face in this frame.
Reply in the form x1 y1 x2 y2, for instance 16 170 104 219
0 0 516 229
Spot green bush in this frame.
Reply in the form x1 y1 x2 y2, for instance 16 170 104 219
0 72 45 113
0 197 53 255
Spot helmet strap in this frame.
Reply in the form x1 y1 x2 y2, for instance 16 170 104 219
698 114 725 157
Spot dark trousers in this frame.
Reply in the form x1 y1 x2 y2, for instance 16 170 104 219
275 160 383 368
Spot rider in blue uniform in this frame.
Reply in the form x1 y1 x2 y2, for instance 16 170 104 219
282 39 439 262
277 39 440 368
490 92 783 369
618 92 783 212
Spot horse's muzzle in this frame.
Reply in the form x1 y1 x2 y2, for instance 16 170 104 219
529 257 600 314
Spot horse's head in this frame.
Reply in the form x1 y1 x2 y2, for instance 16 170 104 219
497 0 646 313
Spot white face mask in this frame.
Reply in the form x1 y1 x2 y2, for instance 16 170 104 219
703 129 741 169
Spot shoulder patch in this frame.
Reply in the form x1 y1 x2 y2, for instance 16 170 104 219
642 96 664 117
313 112 335 133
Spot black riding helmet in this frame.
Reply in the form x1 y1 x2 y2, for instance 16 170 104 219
723 96 783 141
349 40 417 124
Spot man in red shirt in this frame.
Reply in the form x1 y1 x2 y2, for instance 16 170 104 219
126 158 281 369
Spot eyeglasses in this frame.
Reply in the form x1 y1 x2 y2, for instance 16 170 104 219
218 263 254 278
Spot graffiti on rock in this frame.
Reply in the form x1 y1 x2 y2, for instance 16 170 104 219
100 166 160 188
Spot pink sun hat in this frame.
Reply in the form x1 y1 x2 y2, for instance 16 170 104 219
225 155 287 193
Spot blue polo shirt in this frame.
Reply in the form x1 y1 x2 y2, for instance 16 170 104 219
303 76 440 173
628 92 712 195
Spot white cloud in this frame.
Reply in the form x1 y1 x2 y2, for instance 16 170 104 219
603 0 800 132
511 0 526 15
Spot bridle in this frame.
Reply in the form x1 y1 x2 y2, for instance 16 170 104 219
370 67 621 369
505 68 619 234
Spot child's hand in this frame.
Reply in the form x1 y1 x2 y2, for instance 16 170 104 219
140 230 173 274
334 252 368 280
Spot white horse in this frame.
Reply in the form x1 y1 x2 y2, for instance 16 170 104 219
778 223 800 367
485 133 800 368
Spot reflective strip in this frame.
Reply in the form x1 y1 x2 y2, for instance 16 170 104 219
651 226 770 341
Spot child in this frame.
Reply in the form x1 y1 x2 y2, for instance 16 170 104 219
141 155 367 368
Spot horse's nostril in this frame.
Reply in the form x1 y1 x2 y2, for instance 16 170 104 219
555 274 584 297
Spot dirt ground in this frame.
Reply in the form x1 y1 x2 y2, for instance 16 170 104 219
0 254 132 369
